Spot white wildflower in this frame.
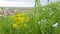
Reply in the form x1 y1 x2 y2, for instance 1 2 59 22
38 21 41 24
52 23 58 27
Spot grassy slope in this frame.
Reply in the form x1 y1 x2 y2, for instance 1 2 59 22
0 2 60 34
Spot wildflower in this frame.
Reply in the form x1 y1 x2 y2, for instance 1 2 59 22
13 23 18 28
26 16 29 19
17 14 24 17
52 23 58 27
38 21 40 24
25 16 29 22
17 17 25 21
23 24 27 27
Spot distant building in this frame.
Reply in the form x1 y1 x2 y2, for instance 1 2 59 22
0 7 33 16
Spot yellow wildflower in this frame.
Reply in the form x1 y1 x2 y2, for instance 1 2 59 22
25 16 29 22
13 23 18 28
17 14 24 17
23 24 27 27
26 16 29 19
17 17 25 21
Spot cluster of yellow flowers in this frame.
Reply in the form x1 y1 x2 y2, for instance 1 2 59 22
10 14 29 21
10 14 29 28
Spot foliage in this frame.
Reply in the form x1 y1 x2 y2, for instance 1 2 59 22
0 0 60 34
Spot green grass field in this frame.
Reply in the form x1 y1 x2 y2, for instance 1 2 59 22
0 0 60 34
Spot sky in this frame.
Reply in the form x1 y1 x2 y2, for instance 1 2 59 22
0 0 60 7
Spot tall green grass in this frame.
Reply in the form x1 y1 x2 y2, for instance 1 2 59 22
0 0 60 34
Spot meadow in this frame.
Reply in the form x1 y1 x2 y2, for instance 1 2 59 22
0 0 60 34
